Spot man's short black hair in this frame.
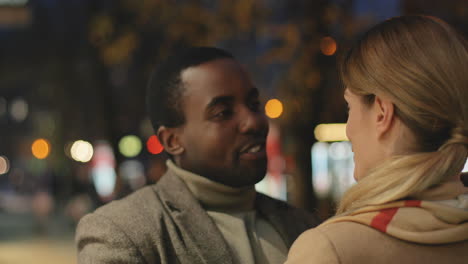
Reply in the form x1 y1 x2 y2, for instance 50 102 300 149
146 46 234 132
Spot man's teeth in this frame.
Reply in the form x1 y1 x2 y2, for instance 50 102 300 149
248 145 261 153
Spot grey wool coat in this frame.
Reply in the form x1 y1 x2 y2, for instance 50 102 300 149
76 169 319 264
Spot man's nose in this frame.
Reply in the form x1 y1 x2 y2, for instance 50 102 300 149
239 108 269 135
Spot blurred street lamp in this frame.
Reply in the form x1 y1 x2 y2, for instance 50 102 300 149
70 140 94 163
0 156 9 175
118 135 142 158
265 99 283 119
147 135 164 155
10 97 28 122
31 138 50 159
314 123 348 142
320 36 337 56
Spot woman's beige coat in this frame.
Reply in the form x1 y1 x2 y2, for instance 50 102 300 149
285 221 468 264
285 182 468 264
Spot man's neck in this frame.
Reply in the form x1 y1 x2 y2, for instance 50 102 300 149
166 160 256 212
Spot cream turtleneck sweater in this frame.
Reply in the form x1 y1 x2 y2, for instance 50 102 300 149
167 160 288 264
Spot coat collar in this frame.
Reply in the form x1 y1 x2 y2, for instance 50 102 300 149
154 167 310 262
154 169 234 264
255 193 313 248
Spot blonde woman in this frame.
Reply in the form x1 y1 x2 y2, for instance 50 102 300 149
285 15 468 264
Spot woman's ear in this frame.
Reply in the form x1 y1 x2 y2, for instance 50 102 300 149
374 95 395 139
157 126 184 156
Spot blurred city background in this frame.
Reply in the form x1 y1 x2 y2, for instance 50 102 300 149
0 0 467 263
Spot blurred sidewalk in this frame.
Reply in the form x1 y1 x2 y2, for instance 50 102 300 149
0 212 76 264
0 237 76 264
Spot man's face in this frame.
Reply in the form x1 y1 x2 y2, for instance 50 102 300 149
175 58 269 187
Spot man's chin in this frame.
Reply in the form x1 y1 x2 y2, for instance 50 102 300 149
236 165 267 186
214 165 266 188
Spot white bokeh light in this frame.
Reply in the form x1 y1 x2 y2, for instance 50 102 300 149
0 156 10 175
70 140 94 163
10 98 28 122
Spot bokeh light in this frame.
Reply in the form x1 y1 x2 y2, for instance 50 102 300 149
320 36 337 56
265 99 283 119
118 135 142 158
10 97 28 122
31 138 51 159
147 135 164 155
329 141 352 160
0 156 10 175
91 142 117 201
311 142 331 198
70 140 94 163
92 166 117 199
314 123 348 142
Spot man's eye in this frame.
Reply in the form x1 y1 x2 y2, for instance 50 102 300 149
214 109 233 119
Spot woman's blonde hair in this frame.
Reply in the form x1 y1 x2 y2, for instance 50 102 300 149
337 15 468 214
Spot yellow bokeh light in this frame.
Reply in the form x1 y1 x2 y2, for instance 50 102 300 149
314 123 348 142
119 135 142 158
320 36 337 56
32 138 50 159
265 99 283 119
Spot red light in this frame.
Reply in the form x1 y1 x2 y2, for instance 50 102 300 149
147 135 164 154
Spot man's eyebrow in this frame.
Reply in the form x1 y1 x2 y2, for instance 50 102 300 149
205 96 234 110
205 88 259 112
247 87 259 98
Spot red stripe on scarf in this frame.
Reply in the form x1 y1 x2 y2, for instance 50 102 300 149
405 200 421 207
370 208 398 233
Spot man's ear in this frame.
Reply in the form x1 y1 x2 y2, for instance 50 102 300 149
157 126 184 155
374 95 395 139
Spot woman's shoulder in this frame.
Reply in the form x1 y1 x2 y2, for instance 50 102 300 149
293 221 378 252
287 221 468 264
285 221 392 264
285 225 341 264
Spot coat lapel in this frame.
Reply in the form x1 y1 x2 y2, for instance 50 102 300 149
156 171 234 264
255 193 317 248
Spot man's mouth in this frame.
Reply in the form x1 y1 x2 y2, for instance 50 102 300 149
239 141 266 160
246 144 261 153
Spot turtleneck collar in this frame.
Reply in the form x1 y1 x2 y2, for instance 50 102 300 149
166 160 256 212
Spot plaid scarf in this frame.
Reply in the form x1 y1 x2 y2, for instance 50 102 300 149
324 181 468 244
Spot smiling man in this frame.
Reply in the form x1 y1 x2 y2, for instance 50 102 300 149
76 47 319 264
